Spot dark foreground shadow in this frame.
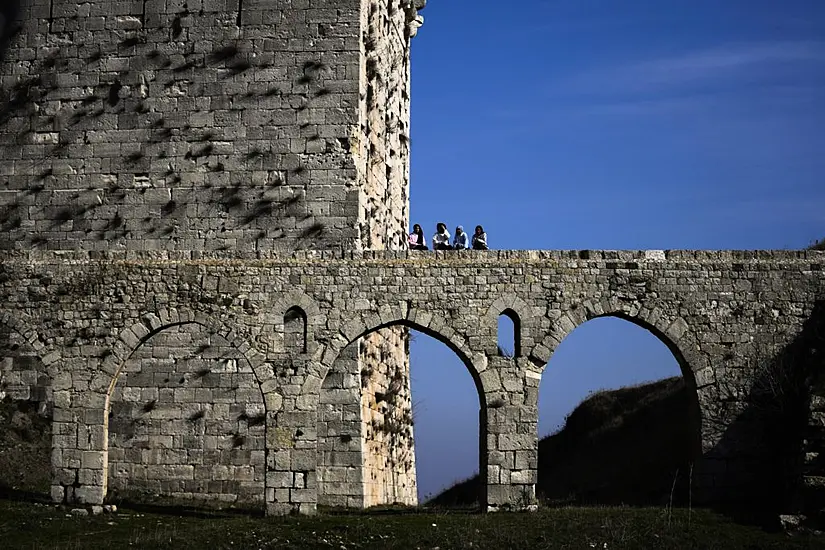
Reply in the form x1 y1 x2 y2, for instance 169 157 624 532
105 495 266 518
0 485 51 504
702 300 825 528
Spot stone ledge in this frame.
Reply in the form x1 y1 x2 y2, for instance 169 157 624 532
0 249 822 265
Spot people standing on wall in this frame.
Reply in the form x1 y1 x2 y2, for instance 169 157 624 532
408 224 428 250
453 226 469 250
432 223 452 250
472 225 488 250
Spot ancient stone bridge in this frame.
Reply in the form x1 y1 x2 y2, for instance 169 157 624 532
1 249 823 515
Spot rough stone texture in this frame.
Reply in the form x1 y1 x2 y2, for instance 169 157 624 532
107 323 265 505
3 0 822 520
0 0 423 511
0 314 53 494
355 0 412 251
0 0 424 252
0 248 822 515
317 331 417 508
359 328 416 506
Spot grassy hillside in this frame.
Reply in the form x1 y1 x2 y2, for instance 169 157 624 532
429 377 694 508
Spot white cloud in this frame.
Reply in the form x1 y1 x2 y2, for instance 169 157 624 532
556 41 825 96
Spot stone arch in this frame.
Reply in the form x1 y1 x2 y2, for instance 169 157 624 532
536 297 706 461
317 306 484 397
485 294 534 359
0 310 59 392
309 306 486 510
270 291 322 356
100 310 267 394
535 298 708 381
100 310 268 505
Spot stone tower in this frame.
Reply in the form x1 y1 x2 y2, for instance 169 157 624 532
0 0 425 508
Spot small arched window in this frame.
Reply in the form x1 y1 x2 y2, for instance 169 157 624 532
497 309 521 358
284 306 307 354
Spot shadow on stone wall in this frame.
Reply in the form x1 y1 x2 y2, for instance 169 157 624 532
0 397 52 502
702 300 825 527
0 1 22 62
0 321 52 502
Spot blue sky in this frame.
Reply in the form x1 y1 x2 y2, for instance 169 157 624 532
406 0 825 500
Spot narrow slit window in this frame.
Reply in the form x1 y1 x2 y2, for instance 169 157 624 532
497 309 521 358
284 306 307 353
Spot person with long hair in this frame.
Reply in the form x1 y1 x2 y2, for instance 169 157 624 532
432 222 452 250
472 225 488 250
408 223 428 250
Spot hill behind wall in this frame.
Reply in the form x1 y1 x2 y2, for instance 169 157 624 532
428 377 694 507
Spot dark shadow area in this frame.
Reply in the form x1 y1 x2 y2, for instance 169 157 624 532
704 300 825 529
0 397 52 499
0 485 52 504
318 504 479 516
105 496 265 519
537 377 694 506
0 1 23 62
429 377 695 508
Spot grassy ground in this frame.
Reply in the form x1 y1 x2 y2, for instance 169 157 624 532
0 499 822 550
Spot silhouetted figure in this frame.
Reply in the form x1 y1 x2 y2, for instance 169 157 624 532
472 225 488 250
453 225 468 250
408 223 428 250
432 222 452 250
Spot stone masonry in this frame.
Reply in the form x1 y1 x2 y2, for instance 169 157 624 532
2 0 824 519
0 0 424 252
1 0 424 509
0 249 822 514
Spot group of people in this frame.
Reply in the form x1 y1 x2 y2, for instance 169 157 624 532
408 223 488 251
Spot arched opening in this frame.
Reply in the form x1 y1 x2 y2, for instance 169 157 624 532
537 315 701 507
105 322 266 509
284 306 307 354
317 320 484 509
0 323 51 499
497 309 521 357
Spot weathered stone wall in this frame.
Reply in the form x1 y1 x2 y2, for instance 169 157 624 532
1 315 50 406
1 0 425 509
0 249 821 514
0 0 367 252
107 322 265 506
354 0 414 250
317 342 364 508
0 315 53 494
359 327 416 506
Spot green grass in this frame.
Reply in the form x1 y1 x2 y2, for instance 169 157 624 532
0 499 820 549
